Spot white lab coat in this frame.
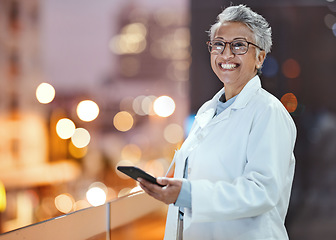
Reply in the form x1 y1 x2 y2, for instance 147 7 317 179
164 75 296 240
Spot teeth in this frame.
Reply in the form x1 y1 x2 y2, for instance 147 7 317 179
220 63 237 70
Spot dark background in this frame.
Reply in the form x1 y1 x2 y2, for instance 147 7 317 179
190 0 336 239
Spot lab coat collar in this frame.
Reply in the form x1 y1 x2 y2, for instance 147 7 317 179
195 75 261 128
230 75 261 110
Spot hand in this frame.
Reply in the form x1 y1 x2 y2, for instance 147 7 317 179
138 177 183 205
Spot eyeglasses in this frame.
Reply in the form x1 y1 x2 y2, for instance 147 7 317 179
206 39 263 55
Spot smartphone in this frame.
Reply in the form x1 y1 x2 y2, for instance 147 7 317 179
117 166 165 187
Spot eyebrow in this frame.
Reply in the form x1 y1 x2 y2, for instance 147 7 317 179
213 37 248 41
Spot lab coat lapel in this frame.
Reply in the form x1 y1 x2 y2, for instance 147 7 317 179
194 108 216 128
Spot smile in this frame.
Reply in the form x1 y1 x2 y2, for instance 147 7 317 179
219 63 239 70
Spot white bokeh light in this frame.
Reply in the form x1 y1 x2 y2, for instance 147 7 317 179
77 100 100 122
54 193 74 213
56 118 76 139
71 128 91 148
36 83 55 104
153 96 176 117
86 187 106 207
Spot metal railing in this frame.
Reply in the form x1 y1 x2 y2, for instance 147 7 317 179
0 191 165 240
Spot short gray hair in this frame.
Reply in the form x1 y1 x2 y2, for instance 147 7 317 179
209 5 272 54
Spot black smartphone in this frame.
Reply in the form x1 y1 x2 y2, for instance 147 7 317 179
117 166 165 187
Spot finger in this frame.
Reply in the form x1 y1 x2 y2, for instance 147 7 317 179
139 178 164 191
156 177 169 186
138 179 163 197
139 182 153 194
139 178 183 204
157 177 180 187
139 181 160 198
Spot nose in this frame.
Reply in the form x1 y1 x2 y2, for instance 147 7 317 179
221 43 234 59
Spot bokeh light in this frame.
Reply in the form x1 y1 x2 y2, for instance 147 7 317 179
54 193 74 214
76 100 100 122
131 95 156 116
281 93 298 113
36 83 55 104
89 182 108 194
262 55 279 77
282 59 301 79
163 123 184 144
0 181 6 212
68 141 88 158
132 95 147 116
86 187 106 207
109 22 147 55
153 96 176 117
56 118 76 139
121 144 142 163
141 95 156 115
73 200 91 211
71 128 91 148
113 111 134 132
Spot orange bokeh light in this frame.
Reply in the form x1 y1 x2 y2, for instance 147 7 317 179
282 59 301 79
281 93 298 113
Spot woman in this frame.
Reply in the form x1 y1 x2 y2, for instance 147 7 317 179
139 5 296 240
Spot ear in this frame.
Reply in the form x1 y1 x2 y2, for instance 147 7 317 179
256 50 266 69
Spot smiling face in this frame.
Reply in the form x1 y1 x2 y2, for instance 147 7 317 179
210 22 266 97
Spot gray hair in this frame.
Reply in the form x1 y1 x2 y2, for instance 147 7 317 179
209 5 272 55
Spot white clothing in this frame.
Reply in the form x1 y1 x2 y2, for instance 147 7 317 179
164 75 296 240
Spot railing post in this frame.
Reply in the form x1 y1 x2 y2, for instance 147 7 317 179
106 202 111 240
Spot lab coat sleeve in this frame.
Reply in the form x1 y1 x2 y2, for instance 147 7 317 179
190 102 296 222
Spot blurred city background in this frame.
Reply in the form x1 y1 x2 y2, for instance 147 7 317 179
0 0 335 239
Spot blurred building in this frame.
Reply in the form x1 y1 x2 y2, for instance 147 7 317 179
0 0 190 235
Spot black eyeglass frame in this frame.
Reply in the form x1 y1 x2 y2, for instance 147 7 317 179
206 39 264 55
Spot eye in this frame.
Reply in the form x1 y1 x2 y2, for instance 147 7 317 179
232 40 247 48
210 41 223 51
213 41 224 47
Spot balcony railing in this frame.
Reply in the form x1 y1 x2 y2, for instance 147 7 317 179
0 191 167 240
